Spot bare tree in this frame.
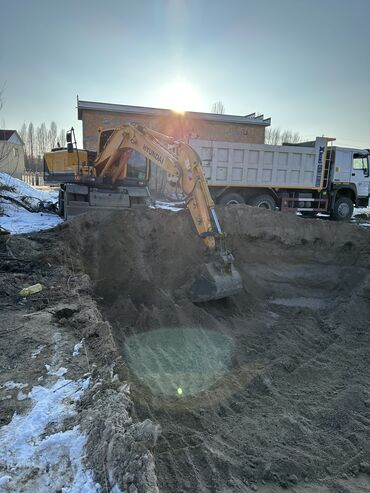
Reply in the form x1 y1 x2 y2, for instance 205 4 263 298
265 127 281 145
280 130 301 144
48 121 57 149
265 127 302 145
27 122 35 162
58 129 66 147
35 122 47 158
19 123 27 144
211 101 225 114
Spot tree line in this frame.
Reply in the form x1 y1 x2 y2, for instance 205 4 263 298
265 127 302 145
18 122 67 171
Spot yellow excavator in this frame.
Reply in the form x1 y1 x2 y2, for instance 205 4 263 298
44 124 242 302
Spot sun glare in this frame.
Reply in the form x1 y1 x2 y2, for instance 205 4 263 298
159 81 203 113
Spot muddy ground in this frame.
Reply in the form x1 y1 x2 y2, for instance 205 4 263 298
1 205 370 492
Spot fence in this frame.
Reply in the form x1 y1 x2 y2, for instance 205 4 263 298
21 172 45 187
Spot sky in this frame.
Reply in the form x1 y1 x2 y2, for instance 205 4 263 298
1 0 369 148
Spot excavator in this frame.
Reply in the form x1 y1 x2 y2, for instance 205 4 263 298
44 124 242 302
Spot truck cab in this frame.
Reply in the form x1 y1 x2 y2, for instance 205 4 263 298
329 146 370 217
331 147 370 200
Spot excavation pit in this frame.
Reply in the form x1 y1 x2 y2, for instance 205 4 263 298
61 205 370 491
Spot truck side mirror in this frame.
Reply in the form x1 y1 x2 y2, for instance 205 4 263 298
66 131 72 143
67 142 73 153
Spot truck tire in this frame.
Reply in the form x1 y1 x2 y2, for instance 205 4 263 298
331 196 353 220
250 194 277 210
218 192 245 205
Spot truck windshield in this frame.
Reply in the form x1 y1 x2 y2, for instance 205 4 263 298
127 149 148 180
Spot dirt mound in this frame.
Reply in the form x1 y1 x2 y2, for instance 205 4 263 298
49 205 370 492
3 206 368 491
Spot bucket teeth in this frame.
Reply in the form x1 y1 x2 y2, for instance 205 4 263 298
190 261 243 303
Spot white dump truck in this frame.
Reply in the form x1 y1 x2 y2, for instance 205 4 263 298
190 137 370 219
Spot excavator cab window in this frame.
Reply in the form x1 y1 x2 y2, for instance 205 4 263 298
126 149 148 180
66 130 73 153
99 129 115 153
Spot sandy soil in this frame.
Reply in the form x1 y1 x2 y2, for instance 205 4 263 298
2 205 370 492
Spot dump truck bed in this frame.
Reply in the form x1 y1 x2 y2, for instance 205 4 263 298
190 137 328 190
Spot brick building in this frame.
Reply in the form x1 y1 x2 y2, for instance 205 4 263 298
77 100 271 152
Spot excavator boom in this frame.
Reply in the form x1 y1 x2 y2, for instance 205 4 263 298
49 124 243 302
91 124 242 302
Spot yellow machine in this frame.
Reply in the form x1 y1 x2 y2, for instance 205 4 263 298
44 124 242 301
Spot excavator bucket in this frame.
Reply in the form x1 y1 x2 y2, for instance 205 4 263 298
190 260 243 303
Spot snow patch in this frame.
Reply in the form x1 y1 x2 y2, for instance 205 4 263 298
73 339 85 357
0 374 99 492
0 476 11 487
152 200 184 212
31 345 46 359
0 172 62 234
1 381 28 390
45 365 68 377
0 172 57 205
0 202 62 234
16 391 28 401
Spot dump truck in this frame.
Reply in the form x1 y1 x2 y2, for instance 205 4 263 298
189 137 370 219
43 124 242 302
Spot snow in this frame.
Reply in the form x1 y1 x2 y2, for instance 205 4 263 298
352 206 370 228
31 345 46 359
1 381 28 390
73 339 85 357
0 172 57 205
0 203 62 234
152 200 184 212
0 476 11 487
0 371 99 492
45 364 68 377
0 172 62 234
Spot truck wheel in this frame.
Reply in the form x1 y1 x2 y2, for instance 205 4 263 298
218 192 245 205
250 194 277 210
331 196 353 220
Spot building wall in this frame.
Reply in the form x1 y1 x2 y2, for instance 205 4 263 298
0 143 25 178
81 110 266 151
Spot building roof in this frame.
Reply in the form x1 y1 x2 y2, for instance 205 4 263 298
77 100 271 127
0 130 24 145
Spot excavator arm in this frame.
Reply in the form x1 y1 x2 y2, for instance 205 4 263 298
94 124 221 249
93 123 242 301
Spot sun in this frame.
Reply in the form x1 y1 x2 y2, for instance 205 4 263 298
159 81 203 113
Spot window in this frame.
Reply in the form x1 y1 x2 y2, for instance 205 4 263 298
127 149 148 180
353 153 369 176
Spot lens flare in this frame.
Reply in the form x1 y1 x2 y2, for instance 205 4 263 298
159 81 203 113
